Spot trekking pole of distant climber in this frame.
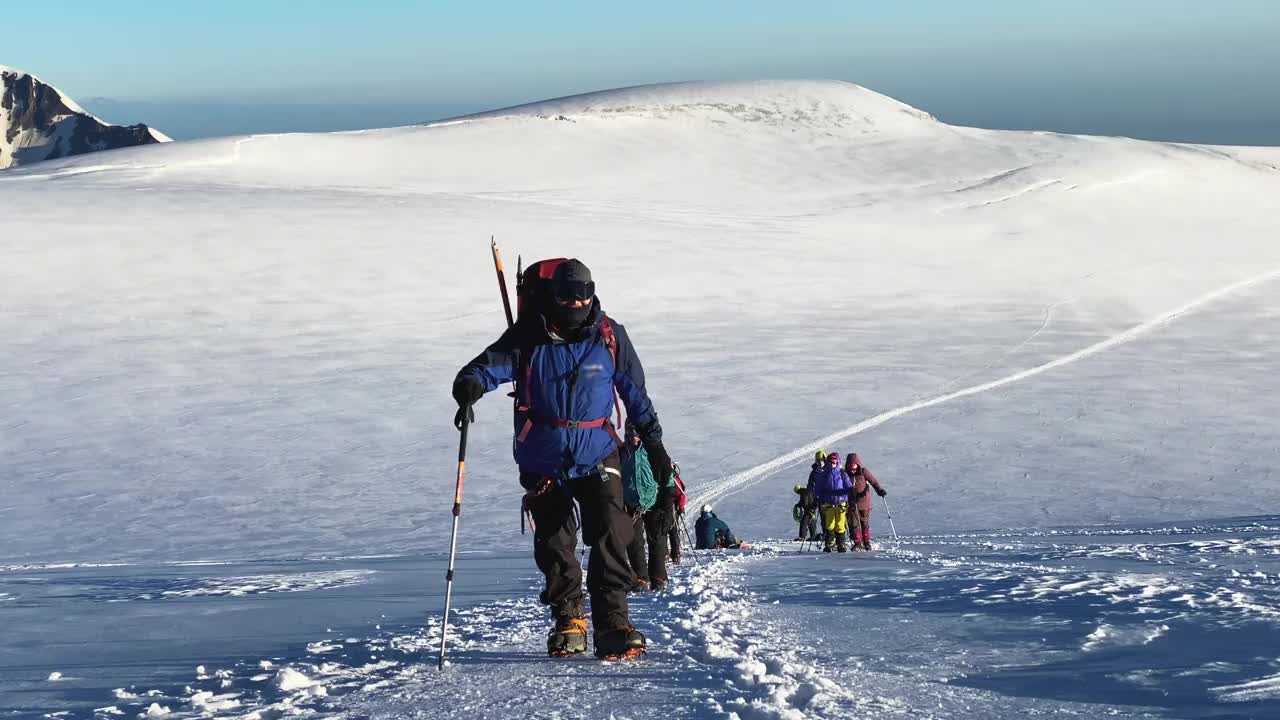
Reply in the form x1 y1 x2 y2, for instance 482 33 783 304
882 496 900 542
491 236 515 327
681 516 701 566
438 409 472 670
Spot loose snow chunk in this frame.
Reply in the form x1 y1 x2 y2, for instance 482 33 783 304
94 707 125 715
140 704 170 718
1082 622 1169 651
274 667 319 692
189 691 241 712
736 657 769 686
113 689 140 700
47 672 63 681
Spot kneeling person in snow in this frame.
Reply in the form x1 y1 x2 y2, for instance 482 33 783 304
844 453 886 551
813 452 852 552
452 258 672 660
695 505 745 549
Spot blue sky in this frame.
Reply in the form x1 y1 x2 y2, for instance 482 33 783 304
6 1 1279 143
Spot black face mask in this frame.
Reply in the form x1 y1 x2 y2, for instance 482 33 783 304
550 299 592 332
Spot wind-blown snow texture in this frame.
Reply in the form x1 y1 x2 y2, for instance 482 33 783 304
1 79 1279 718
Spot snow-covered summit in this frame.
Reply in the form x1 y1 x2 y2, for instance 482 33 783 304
436 79 938 131
1 64 170 169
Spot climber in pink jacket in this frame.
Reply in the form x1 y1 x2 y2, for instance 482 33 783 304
843 453 886 551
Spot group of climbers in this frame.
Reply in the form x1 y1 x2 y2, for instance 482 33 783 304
794 449 887 552
450 254 894 661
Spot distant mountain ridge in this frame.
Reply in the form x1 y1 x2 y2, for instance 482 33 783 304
1 65 170 169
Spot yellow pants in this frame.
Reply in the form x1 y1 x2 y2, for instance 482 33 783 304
821 503 848 536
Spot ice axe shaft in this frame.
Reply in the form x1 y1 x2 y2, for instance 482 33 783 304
491 236 515 328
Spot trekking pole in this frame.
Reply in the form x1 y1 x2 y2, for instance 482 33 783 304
882 497 900 542
680 516 701 566
438 410 471 671
490 236 515 327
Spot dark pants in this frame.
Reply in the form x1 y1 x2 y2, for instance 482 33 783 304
797 509 819 540
624 491 674 583
625 513 647 580
668 515 681 562
522 453 634 632
849 505 871 546
643 490 674 583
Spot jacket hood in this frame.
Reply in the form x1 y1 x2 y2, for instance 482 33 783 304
845 453 863 472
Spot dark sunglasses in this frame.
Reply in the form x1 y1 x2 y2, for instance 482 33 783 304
554 280 595 302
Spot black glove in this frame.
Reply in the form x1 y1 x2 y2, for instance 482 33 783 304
452 375 484 407
452 376 483 430
645 440 673 487
876 487 887 497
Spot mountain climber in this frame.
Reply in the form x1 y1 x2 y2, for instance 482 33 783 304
621 421 675 591
695 504 745 549
813 452 852 552
643 443 677 592
844 453 887 551
793 481 819 541
802 449 827 544
452 258 672 660
621 421 653 591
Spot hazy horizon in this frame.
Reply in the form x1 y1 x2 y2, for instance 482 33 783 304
75 75 1280 146
8 0 1280 145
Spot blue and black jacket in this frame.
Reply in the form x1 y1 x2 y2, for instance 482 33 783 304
455 301 662 479
695 511 737 549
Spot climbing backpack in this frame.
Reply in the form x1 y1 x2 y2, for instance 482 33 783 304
672 466 688 513
621 443 658 512
515 257 567 323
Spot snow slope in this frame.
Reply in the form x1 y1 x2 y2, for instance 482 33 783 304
0 64 170 169
3 77 1280 719
3 79 1277 566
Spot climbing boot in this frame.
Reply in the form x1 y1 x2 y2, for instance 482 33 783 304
547 616 588 657
594 626 646 660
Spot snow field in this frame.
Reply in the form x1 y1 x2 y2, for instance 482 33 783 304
3 79 1280 718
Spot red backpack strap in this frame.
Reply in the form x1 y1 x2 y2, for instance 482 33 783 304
599 316 622 431
599 316 619 367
